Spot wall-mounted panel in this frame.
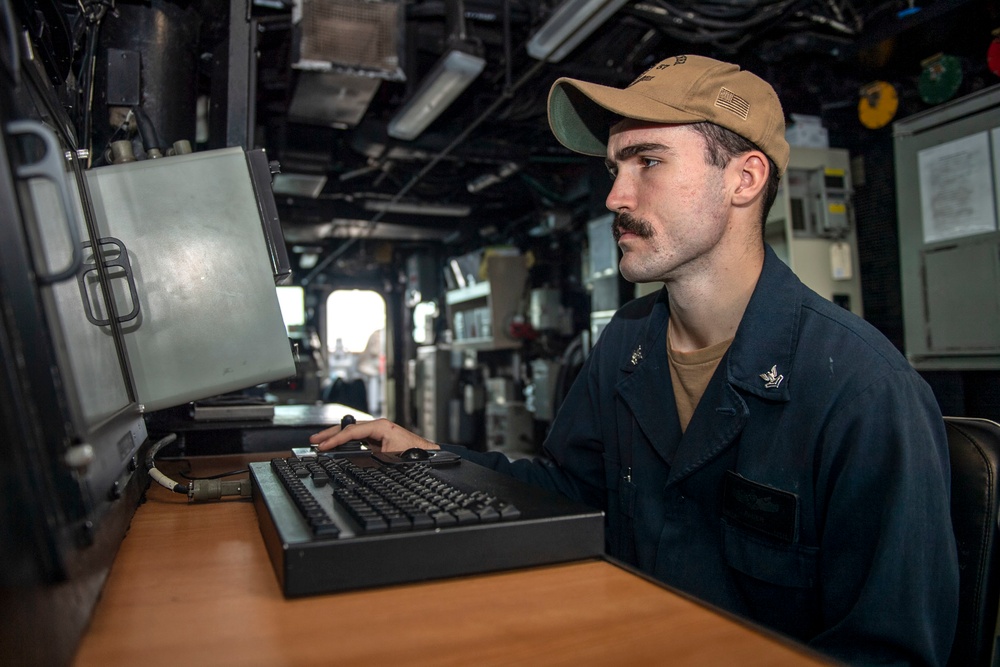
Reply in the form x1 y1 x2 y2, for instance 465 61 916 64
895 84 1000 369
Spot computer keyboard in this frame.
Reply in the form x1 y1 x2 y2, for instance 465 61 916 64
249 452 605 597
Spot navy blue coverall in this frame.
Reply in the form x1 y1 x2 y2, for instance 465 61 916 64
445 246 959 666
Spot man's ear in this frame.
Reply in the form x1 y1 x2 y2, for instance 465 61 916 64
731 151 769 205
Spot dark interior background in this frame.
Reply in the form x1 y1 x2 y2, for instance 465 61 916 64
14 0 1000 419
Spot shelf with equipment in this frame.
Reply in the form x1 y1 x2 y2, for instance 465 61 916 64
445 254 527 351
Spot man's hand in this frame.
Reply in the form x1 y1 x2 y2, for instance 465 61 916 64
309 418 440 453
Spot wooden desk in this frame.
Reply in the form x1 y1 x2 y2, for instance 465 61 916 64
74 457 829 666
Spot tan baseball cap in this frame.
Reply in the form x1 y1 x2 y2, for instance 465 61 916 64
547 54 790 175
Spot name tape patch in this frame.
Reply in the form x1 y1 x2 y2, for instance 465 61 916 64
722 471 799 542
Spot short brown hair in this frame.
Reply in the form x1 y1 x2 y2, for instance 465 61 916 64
688 121 780 236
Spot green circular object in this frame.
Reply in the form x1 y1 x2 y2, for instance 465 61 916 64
918 55 963 105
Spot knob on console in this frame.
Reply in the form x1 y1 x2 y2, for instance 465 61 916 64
338 414 365 452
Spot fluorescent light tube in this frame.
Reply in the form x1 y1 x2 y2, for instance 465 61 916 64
363 200 471 217
526 0 631 63
387 49 486 141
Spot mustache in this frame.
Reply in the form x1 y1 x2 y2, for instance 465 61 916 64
612 212 654 242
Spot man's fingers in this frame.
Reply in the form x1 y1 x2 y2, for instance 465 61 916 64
308 425 340 444
309 419 438 453
310 419 381 450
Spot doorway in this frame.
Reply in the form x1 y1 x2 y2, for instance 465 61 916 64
325 289 386 417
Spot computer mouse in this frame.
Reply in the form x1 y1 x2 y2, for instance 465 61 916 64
399 447 432 461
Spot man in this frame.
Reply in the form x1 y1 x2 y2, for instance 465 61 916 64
312 55 959 665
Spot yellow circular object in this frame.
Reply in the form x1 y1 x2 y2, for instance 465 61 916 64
858 81 899 129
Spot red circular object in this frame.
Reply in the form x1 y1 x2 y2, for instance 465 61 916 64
988 38 1000 77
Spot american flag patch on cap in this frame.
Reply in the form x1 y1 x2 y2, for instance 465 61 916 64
715 87 750 119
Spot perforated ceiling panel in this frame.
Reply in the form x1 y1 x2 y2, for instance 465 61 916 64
297 0 403 80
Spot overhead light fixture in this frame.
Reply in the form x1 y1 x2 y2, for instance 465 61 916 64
328 219 456 240
363 200 471 217
271 173 328 198
466 162 520 193
526 0 631 63
297 253 319 269
387 49 485 141
288 70 381 129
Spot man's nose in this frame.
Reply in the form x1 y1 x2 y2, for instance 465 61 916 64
605 173 634 213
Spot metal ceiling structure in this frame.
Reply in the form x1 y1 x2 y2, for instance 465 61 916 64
251 0 994 269
18 0 998 282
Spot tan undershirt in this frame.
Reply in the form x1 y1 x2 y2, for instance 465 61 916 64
667 322 733 433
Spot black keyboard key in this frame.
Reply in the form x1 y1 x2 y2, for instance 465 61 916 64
408 513 435 530
498 502 522 520
476 506 501 522
311 520 340 537
384 514 412 531
355 513 388 533
431 511 458 526
451 509 479 525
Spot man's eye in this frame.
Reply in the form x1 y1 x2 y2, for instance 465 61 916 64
641 158 660 168
606 166 617 180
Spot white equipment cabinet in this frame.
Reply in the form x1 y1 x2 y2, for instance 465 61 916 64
765 146 864 317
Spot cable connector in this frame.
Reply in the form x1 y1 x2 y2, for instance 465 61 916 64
147 433 190 496
189 478 252 502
